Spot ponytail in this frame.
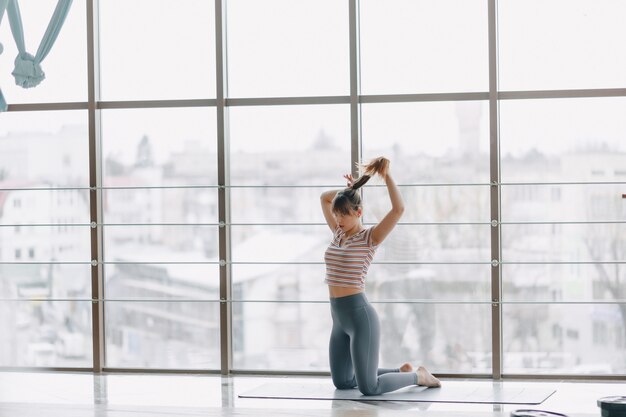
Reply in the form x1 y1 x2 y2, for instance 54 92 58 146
332 157 390 215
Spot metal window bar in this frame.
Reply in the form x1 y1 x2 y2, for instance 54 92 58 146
1 179 624 192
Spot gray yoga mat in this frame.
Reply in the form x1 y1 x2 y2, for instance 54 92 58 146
239 381 557 405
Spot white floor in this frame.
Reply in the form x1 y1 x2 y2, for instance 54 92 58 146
0 371 624 417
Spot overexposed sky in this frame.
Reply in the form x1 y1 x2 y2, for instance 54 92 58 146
1 0 625 159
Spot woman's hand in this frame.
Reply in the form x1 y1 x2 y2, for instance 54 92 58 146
343 174 354 188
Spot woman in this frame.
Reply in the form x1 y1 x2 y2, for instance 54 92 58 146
320 157 441 396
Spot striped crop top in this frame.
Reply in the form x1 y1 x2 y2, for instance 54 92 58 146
324 226 379 289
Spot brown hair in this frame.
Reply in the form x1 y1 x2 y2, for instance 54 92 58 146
331 157 390 215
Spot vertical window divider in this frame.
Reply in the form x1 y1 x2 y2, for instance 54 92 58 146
215 0 232 375
349 0 362 176
488 0 502 380
87 0 105 373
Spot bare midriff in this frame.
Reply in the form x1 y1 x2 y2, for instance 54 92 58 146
328 285 364 298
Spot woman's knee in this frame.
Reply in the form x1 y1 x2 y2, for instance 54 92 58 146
332 377 356 390
357 385 380 396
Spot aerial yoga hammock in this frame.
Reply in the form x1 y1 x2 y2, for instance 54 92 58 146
0 0 73 112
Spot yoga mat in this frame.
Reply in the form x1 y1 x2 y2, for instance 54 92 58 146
239 381 557 405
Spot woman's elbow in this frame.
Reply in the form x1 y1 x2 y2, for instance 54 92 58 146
392 206 405 216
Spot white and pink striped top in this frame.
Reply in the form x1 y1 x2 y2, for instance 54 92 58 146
324 226 379 289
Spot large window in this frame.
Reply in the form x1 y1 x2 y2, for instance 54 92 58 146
0 0 624 377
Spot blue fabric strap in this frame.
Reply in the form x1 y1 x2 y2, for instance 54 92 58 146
0 0 73 112
0 0 8 111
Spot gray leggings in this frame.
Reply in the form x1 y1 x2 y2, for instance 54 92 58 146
329 292 417 396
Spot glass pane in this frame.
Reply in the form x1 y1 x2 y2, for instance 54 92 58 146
232 301 491 373
229 105 351 186
499 0 626 91
502 223 626 262
105 263 219 301
1 224 90 263
105 301 220 369
503 264 626 302
503 304 626 374
0 190 90 224
226 0 349 97
360 0 488 94
361 102 490 184
378 224 491 263
365 186 490 223
502 184 626 222
368 264 491 301
231 225 327 263
98 0 215 100
230 187 332 224
500 98 626 183
0 111 89 186
233 264 328 302
0 264 91 299
0 301 92 367
101 108 218 187
0 0 87 103
103 189 218 224
104 226 219 263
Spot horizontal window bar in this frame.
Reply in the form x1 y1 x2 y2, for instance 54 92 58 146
500 220 626 225
1 260 623 266
500 181 626 186
5 88 626 113
3 220 625 228
360 92 489 103
227 96 350 106
98 99 217 109
2 181 623 192
4 298 625 305
500 261 626 265
7 102 88 111
499 88 626 100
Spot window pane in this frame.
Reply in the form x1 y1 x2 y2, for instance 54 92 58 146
229 105 351 186
106 263 219 301
1 224 90 263
360 0 489 94
233 264 328 302
0 111 89 186
233 301 491 373
104 226 219 263
102 108 218 187
375 224 491 263
98 0 215 100
103 189 218 224
502 184 626 222
231 225 327 263
362 102 490 184
368 264 491 301
503 264 626 302
226 0 349 97
230 187 332 224
0 264 91 299
105 301 219 369
0 301 92 367
503 304 626 374
502 223 626 262
498 0 626 91
500 99 626 182
365 186 490 223
0 0 87 103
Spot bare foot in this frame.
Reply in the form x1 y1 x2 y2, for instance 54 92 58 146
416 366 441 387
399 363 413 372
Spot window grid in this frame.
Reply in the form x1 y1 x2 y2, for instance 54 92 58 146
0 0 623 378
